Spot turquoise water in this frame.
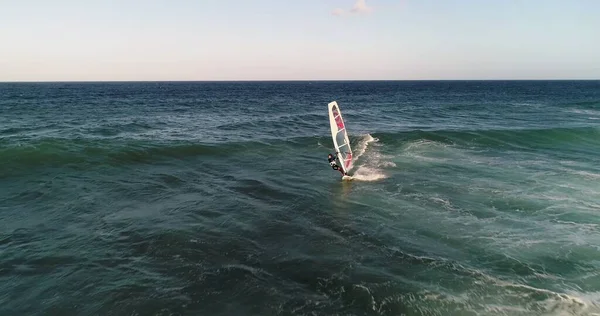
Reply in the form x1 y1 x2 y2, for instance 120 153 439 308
1 81 600 315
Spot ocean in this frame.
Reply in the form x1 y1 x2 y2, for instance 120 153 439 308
1 81 599 316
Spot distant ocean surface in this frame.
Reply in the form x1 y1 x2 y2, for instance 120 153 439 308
1 80 600 316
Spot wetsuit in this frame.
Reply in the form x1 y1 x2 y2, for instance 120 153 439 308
328 153 346 176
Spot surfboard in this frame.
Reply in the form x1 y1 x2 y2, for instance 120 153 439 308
342 175 353 181
328 101 353 177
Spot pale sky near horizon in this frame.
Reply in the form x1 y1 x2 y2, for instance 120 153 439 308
1 0 599 81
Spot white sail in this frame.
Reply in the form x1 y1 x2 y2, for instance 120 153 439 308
328 101 353 173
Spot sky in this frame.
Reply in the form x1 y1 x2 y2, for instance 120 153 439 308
1 0 599 81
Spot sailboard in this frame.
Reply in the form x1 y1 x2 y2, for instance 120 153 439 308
328 101 353 178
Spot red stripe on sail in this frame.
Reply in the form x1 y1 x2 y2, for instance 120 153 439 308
336 117 344 129
345 153 352 169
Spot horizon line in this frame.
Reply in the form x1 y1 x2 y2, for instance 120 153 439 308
1 78 599 83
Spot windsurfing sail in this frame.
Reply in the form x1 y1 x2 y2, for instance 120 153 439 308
328 101 353 174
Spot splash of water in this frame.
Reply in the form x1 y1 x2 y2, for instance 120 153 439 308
353 133 377 161
349 134 393 182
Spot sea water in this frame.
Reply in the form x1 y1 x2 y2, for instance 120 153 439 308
1 81 599 315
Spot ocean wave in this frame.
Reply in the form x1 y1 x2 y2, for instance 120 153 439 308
373 126 600 151
562 99 600 109
214 112 324 131
0 138 270 175
2 125 598 177
348 134 392 182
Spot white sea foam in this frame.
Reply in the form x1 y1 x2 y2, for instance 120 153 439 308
573 170 600 180
348 134 392 182
568 108 600 116
352 133 377 161
352 166 387 182
399 139 460 164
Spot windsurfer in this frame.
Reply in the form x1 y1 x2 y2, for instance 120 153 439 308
328 152 347 176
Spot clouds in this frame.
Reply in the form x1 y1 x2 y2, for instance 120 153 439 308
332 0 373 16
332 8 346 16
350 0 373 14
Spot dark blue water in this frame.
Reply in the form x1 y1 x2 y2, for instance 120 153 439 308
1 81 600 315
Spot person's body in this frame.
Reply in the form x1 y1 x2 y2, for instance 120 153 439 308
328 152 347 176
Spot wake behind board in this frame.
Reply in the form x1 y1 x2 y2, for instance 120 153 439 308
328 101 353 179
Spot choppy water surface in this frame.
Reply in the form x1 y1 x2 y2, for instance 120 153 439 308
1 81 600 315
